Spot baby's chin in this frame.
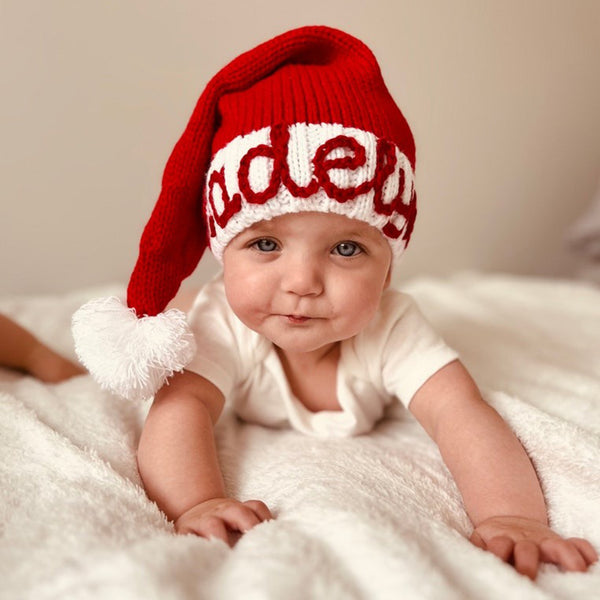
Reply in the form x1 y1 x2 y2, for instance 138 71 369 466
240 314 360 355
267 331 346 358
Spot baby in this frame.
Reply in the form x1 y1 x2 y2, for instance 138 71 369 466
73 26 597 580
0 313 83 382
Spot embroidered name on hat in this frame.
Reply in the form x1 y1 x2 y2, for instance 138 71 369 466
205 122 416 260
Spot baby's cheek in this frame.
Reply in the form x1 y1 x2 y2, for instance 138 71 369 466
338 301 377 337
228 297 254 325
352 285 382 316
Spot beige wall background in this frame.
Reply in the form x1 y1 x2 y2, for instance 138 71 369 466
2 0 599 294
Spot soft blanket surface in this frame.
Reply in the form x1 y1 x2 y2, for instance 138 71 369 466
1 273 599 600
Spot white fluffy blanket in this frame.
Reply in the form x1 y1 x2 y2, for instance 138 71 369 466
1 273 599 600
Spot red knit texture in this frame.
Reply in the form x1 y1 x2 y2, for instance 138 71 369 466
127 25 415 317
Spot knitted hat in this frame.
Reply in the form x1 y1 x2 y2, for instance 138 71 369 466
72 25 417 401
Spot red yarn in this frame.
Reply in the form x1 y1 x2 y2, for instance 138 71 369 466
207 168 242 228
211 124 414 236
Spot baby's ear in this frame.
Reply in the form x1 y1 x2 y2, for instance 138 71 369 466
384 267 392 289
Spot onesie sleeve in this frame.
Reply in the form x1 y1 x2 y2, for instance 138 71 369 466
379 291 458 408
185 275 243 399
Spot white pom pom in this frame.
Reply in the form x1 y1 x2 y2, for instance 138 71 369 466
72 297 197 402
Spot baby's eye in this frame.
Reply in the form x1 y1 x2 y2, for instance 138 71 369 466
333 242 362 257
252 238 278 252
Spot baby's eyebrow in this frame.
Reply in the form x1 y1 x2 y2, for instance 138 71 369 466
335 229 383 244
341 230 369 239
245 220 278 232
239 225 275 238
246 228 278 238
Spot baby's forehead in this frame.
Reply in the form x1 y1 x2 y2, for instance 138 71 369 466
243 212 385 239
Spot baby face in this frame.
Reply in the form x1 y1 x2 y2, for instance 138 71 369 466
222 212 392 358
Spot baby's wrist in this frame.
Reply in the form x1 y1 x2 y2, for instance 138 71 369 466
173 495 228 520
475 514 549 529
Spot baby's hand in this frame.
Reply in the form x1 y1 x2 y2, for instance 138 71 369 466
470 516 598 580
174 497 272 544
27 343 85 383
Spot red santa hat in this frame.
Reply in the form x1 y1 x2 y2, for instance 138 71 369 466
72 25 417 401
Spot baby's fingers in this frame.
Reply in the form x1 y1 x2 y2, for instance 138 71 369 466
540 538 596 572
470 532 514 563
569 538 598 566
221 503 266 534
243 499 273 522
513 540 540 580
486 536 514 563
179 515 229 543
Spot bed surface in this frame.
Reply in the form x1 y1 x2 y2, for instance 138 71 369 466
1 272 599 600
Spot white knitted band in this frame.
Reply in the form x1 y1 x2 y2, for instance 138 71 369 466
204 122 415 261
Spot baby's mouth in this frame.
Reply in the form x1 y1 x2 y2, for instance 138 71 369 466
285 315 310 324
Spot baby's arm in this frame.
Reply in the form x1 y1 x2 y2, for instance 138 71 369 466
0 313 83 382
137 370 271 543
410 360 597 579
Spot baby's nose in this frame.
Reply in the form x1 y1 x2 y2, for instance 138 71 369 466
281 256 324 296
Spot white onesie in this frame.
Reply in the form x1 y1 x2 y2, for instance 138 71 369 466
186 275 458 438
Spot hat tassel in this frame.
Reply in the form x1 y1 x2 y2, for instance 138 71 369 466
72 297 196 402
